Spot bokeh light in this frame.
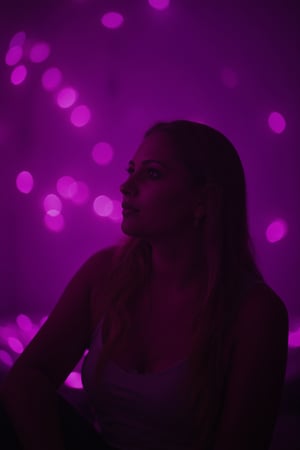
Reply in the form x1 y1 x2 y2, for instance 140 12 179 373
70 181 90 205
5 46 23 66
93 195 114 217
101 12 124 29
7 337 24 354
56 87 78 109
40 316 48 326
41 67 62 91
10 65 27 85
44 213 65 232
9 31 26 48
16 314 33 332
266 219 288 243
288 327 300 348
16 171 34 194
0 350 14 368
268 112 286 134
109 200 122 223
29 41 51 63
148 0 170 10
92 142 113 165
56 176 78 199
64 371 83 389
220 67 239 88
43 194 63 216
70 105 91 127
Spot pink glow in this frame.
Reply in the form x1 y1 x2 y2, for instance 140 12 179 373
10 65 27 85
22 325 38 342
41 67 62 91
266 219 288 243
268 112 286 134
5 46 23 66
148 0 170 10
56 87 78 109
40 316 48 326
64 371 83 389
220 67 238 88
93 195 113 217
44 213 65 232
109 200 122 223
9 31 26 48
70 181 89 205
29 41 51 63
7 337 24 354
92 142 113 165
16 171 34 194
70 105 91 127
56 176 78 199
16 314 33 332
101 12 124 29
43 194 63 216
288 327 300 348
0 350 13 367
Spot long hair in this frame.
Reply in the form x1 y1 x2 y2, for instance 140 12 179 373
92 120 264 449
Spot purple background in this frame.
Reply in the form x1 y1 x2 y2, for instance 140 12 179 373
0 1 299 384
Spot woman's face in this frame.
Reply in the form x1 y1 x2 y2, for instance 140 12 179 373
120 132 202 240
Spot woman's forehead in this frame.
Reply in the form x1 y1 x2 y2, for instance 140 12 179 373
134 132 177 163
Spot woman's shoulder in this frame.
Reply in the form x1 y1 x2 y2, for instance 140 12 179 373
226 273 289 350
86 245 119 329
88 244 118 264
236 277 289 340
240 272 287 312
83 244 118 282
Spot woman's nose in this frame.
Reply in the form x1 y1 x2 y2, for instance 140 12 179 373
120 179 137 195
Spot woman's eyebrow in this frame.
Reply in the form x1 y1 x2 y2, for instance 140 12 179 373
128 159 168 168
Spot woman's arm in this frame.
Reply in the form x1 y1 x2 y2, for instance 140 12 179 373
212 284 289 450
0 246 114 450
1 367 66 450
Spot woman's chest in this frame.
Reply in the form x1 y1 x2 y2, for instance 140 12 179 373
111 288 199 374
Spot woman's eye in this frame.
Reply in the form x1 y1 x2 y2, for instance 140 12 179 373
148 168 161 178
125 168 160 178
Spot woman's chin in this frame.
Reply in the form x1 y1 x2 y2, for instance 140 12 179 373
121 222 141 236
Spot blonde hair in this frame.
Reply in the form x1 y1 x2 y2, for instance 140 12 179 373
92 120 264 449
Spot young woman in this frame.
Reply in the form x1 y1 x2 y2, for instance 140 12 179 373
0 120 289 450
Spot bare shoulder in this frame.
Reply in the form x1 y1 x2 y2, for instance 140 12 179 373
234 281 289 345
213 282 290 449
85 244 118 285
87 245 119 328
240 282 288 320
0 244 120 389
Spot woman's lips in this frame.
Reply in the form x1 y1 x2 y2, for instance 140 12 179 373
122 208 139 216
